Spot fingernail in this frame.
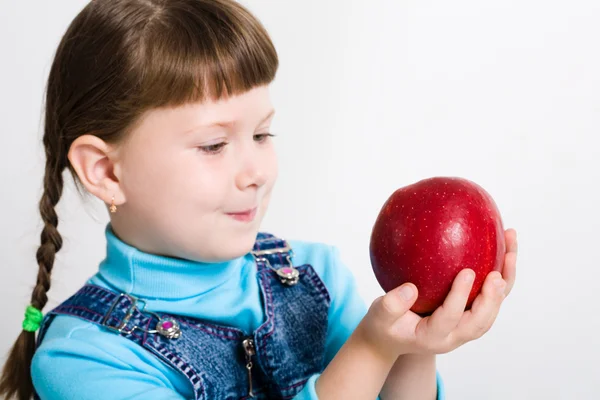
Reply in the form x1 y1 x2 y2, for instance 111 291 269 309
399 286 414 300
464 270 474 282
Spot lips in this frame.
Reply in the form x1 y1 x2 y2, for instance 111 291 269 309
226 207 257 222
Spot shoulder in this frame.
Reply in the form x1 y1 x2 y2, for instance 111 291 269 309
276 236 360 297
31 314 190 399
287 238 339 270
31 315 178 397
284 238 343 278
33 315 144 371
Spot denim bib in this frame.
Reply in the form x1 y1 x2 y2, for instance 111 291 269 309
35 233 331 399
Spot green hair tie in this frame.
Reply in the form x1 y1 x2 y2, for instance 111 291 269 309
22 305 44 332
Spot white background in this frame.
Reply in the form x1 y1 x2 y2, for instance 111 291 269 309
1 1 599 399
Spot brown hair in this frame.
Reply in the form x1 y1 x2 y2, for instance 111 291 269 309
0 1 278 398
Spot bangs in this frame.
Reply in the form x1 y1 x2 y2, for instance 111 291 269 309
131 1 278 107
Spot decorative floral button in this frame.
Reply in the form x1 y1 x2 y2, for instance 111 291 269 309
156 318 181 339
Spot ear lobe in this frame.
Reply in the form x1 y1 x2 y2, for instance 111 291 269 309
67 135 126 206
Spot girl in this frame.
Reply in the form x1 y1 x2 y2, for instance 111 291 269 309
0 1 518 399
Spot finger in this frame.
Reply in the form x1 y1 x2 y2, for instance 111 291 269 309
375 283 418 326
423 268 475 338
503 229 518 296
453 271 506 341
505 228 518 253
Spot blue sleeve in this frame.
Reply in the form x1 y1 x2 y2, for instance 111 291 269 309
437 370 446 400
31 323 187 400
293 246 445 400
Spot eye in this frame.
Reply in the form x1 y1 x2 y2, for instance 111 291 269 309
254 133 276 143
198 142 228 154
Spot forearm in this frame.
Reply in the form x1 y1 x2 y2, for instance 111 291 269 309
315 328 397 400
380 353 437 400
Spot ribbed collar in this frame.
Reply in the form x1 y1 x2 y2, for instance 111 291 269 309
96 224 248 299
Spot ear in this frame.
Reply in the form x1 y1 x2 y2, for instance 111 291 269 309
67 135 126 207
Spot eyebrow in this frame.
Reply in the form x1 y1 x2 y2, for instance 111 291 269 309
203 108 276 129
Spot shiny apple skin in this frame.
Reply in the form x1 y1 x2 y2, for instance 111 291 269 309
369 177 506 315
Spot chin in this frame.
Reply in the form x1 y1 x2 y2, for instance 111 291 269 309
232 228 261 256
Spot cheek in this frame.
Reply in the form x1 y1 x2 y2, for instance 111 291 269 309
120 143 175 198
119 145 209 207
177 155 236 210
188 170 228 206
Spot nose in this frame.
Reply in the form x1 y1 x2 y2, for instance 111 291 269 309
235 146 268 191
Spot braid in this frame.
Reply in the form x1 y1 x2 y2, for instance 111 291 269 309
0 157 65 400
32 165 64 310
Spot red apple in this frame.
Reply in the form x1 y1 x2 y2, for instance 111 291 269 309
369 177 505 315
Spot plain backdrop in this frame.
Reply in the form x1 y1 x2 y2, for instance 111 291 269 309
1 1 599 399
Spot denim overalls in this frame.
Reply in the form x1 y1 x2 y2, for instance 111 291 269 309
35 233 331 399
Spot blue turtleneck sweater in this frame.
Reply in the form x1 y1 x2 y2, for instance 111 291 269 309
31 224 444 399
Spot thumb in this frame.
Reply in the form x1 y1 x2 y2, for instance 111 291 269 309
373 283 418 325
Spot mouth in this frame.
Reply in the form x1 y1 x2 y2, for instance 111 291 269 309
226 207 258 222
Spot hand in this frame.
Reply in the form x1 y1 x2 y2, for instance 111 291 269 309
357 229 518 359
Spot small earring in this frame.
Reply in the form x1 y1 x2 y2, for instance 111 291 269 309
109 196 117 213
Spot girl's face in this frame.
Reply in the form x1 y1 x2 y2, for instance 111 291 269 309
112 85 278 262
